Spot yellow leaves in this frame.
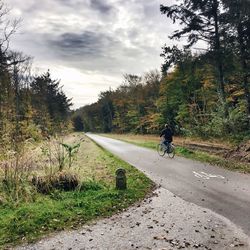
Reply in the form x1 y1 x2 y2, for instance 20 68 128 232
232 89 244 97
202 78 214 89
139 113 163 132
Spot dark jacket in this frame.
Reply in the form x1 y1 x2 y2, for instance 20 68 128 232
160 128 173 142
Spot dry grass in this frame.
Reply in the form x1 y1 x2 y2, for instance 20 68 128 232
21 133 113 182
0 133 116 203
100 133 233 149
66 133 114 183
100 133 250 173
0 132 153 248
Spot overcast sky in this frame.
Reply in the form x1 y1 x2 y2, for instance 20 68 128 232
8 0 178 109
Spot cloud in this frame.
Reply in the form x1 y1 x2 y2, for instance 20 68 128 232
90 0 113 14
47 30 120 58
53 0 114 14
7 0 180 108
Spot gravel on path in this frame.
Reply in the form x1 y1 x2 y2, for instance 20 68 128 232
16 188 250 250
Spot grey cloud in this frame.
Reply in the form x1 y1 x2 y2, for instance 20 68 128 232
47 30 120 59
143 2 159 18
90 0 113 14
8 0 179 107
53 0 113 14
43 28 154 76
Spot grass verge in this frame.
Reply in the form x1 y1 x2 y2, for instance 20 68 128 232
101 133 250 173
0 133 153 248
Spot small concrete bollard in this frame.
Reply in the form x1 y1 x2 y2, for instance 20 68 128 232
116 168 127 190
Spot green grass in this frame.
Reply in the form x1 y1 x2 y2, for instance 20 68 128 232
101 134 250 173
112 140 157 151
0 133 153 248
175 146 250 173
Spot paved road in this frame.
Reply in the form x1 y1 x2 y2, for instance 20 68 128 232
87 133 250 236
17 188 250 250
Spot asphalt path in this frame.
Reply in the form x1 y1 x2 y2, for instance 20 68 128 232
87 133 250 236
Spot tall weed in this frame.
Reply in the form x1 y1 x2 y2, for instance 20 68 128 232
0 152 36 204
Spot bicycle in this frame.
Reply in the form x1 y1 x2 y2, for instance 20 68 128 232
157 140 175 158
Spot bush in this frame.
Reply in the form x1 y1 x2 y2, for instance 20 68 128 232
207 102 249 138
32 171 79 194
22 123 43 141
179 101 250 140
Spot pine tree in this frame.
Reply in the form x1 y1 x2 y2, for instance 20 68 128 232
222 0 250 115
160 0 228 112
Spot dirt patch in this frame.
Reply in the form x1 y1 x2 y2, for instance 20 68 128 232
225 140 250 163
175 142 230 155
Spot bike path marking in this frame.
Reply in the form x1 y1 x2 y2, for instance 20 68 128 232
193 171 225 180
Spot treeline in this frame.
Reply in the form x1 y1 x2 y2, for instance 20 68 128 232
0 3 71 153
73 0 250 140
73 72 162 134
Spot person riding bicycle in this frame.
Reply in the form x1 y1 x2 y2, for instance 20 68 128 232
160 124 173 152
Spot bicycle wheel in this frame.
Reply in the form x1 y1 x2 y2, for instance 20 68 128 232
167 144 175 158
157 143 166 156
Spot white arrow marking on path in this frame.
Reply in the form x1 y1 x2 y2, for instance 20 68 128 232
193 171 209 179
193 171 225 180
200 171 225 179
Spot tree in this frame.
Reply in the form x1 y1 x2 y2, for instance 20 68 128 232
0 1 21 147
161 46 192 74
75 70 161 134
98 90 114 132
72 115 84 131
222 0 250 115
30 71 72 134
160 0 228 111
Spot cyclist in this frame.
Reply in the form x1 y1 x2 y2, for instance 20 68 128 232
160 124 173 152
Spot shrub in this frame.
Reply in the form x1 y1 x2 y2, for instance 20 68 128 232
207 102 249 138
32 171 79 194
22 123 43 141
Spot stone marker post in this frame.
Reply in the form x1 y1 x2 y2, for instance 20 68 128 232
116 168 127 190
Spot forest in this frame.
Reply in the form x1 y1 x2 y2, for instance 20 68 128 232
73 0 250 141
0 0 249 247
0 4 152 245
0 2 72 155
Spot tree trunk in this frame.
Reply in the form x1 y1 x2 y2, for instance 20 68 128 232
213 0 227 112
237 21 250 115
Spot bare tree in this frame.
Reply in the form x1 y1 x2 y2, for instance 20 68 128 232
0 1 23 148
0 1 20 55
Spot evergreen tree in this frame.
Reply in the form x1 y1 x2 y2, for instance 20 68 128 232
222 0 250 114
30 71 72 134
160 0 228 111
72 115 84 131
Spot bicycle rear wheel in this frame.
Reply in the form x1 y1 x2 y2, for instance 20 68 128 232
167 144 175 158
157 143 166 156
